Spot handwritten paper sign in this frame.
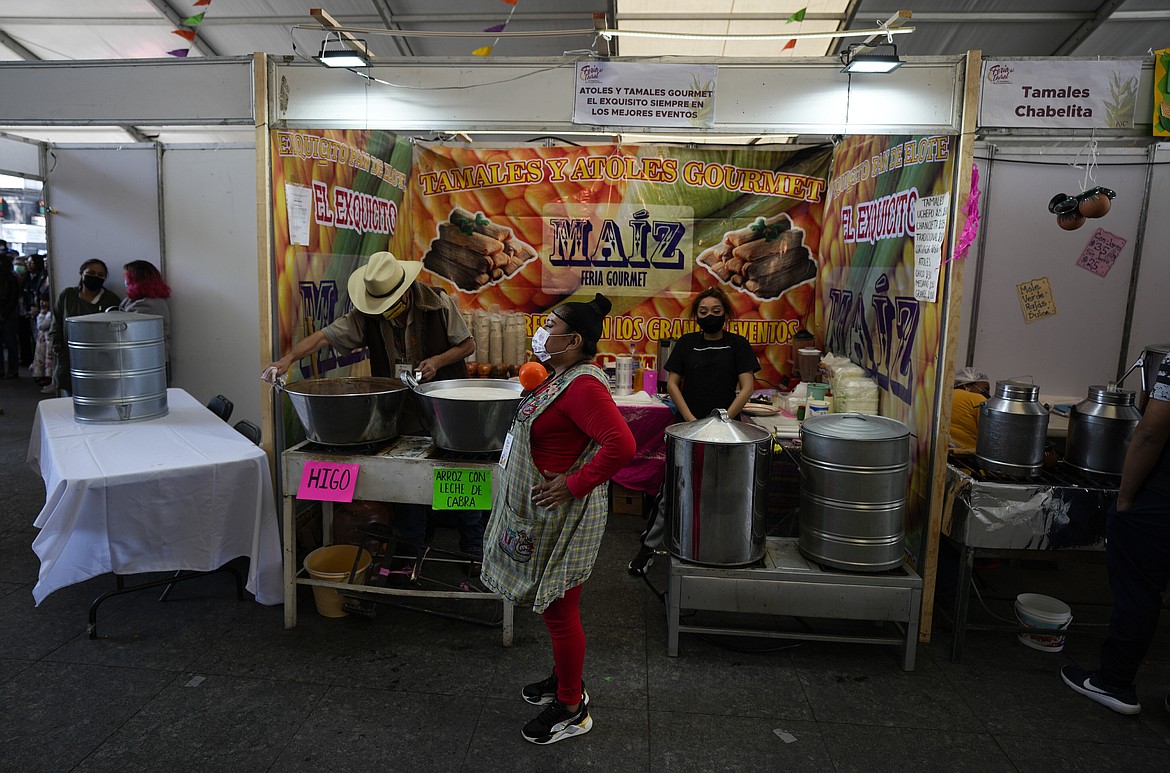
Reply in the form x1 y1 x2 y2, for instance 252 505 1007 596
433 468 492 510
1076 228 1126 278
1016 277 1058 324
285 183 312 246
913 193 950 301
296 461 360 502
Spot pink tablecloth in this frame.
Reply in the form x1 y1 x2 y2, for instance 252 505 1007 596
612 401 677 495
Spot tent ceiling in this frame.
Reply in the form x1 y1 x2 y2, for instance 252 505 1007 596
1 0 1168 144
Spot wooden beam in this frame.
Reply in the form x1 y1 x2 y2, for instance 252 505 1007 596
309 7 371 58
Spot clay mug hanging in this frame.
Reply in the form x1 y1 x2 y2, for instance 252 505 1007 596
1057 210 1086 230
1077 186 1116 219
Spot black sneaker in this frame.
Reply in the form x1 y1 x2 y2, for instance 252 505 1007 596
628 545 655 576
521 694 592 745
522 673 589 706
1060 665 1141 715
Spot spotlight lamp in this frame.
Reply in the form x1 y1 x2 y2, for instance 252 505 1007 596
315 35 369 68
841 42 903 74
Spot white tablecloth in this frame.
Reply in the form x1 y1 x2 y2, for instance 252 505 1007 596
26 388 283 606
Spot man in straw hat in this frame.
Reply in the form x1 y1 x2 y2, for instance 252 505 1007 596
266 251 473 385
265 251 478 555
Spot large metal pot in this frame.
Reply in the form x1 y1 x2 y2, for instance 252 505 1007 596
68 311 167 424
976 381 1050 477
1066 385 1141 475
282 377 408 446
665 409 771 567
409 378 523 452
798 413 909 572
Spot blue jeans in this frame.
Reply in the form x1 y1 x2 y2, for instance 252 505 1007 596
1097 487 1170 688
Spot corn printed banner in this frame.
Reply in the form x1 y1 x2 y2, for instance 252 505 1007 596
407 142 834 384
818 134 957 564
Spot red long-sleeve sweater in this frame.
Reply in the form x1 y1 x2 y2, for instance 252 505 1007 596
529 376 636 498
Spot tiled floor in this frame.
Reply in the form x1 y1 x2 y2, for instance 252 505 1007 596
2 374 1170 771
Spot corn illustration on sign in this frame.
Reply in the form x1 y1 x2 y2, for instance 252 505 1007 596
1155 48 1170 137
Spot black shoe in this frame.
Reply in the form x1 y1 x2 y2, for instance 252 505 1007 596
522 693 592 745
522 673 589 706
1060 665 1141 715
628 545 655 576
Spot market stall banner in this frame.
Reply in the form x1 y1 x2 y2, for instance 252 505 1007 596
572 62 718 129
270 129 413 378
1155 48 1170 137
818 134 956 561
406 142 834 384
980 59 1141 130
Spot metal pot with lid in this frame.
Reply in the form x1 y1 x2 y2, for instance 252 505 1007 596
976 381 1050 477
798 413 909 572
1065 385 1141 476
665 409 771 567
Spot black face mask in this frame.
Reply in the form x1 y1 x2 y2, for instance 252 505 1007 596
82 275 105 292
697 314 725 334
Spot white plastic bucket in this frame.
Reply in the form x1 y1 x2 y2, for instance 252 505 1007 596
1015 593 1072 652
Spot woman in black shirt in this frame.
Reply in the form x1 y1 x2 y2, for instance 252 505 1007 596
629 287 760 574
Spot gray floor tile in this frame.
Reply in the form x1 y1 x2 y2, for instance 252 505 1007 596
791 642 982 731
464 697 647 772
997 734 1170 770
0 580 24 598
647 713 829 772
72 672 327 773
274 686 479 772
0 576 131 660
0 657 35 686
818 722 1015 772
0 661 176 773
0 531 41 584
647 634 812 721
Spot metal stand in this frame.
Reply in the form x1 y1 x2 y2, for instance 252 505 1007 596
282 437 514 646
88 565 244 639
666 537 922 671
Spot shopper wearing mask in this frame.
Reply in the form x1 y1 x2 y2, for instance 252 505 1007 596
50 259 120 395
0 252 20 378
119 260 173 386
628 286 760 575
480 292 635 745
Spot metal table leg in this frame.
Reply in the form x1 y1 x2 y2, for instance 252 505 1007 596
667 563 681 657
903 581 923 671
949 544 975 661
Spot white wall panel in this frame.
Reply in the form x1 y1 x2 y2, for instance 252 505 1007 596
161 145 261 427
0 133 43 177
45 144 161 307
961 145 1149 398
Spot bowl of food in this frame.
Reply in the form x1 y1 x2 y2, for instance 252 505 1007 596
409 378 523 452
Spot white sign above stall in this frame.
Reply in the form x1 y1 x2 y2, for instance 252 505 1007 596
980 60 1142 129
573 62 718 128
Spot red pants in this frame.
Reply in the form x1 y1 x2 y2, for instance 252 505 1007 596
542 583 585 705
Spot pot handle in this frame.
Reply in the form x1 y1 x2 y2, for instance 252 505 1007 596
402 371 420 389
260 366 286 391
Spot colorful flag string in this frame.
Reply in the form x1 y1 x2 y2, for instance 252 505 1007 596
168 0 212 57
474 0 522 56
780 6 807 55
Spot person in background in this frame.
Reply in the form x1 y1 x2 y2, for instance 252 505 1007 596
481 293 635 745
50 259 121 395
21 255 50 373
264 251 478 557
1061 351 1170 715
119 260 173 386
628 286 760 575
32 295 54 391
12 254 35 368
0 252 20 378
950 367 990 450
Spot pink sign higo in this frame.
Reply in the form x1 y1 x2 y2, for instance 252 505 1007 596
296 461 360 502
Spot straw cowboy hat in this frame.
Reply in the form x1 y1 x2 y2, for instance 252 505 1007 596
347 251 422 315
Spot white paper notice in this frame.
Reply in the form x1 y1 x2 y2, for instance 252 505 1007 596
913 193 950 302
285 183 312 246
573 62 717 128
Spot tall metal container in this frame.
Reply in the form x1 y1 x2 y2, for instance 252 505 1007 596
798 413 909 572
665 409 771 567
1065 386 1141 475
67 311 167 423
976 381 1049 477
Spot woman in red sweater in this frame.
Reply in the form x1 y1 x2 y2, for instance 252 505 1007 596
480 292 635 745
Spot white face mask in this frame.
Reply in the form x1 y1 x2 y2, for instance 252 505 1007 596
531 327 572 362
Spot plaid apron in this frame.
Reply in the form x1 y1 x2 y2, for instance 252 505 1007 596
480 362 609 613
